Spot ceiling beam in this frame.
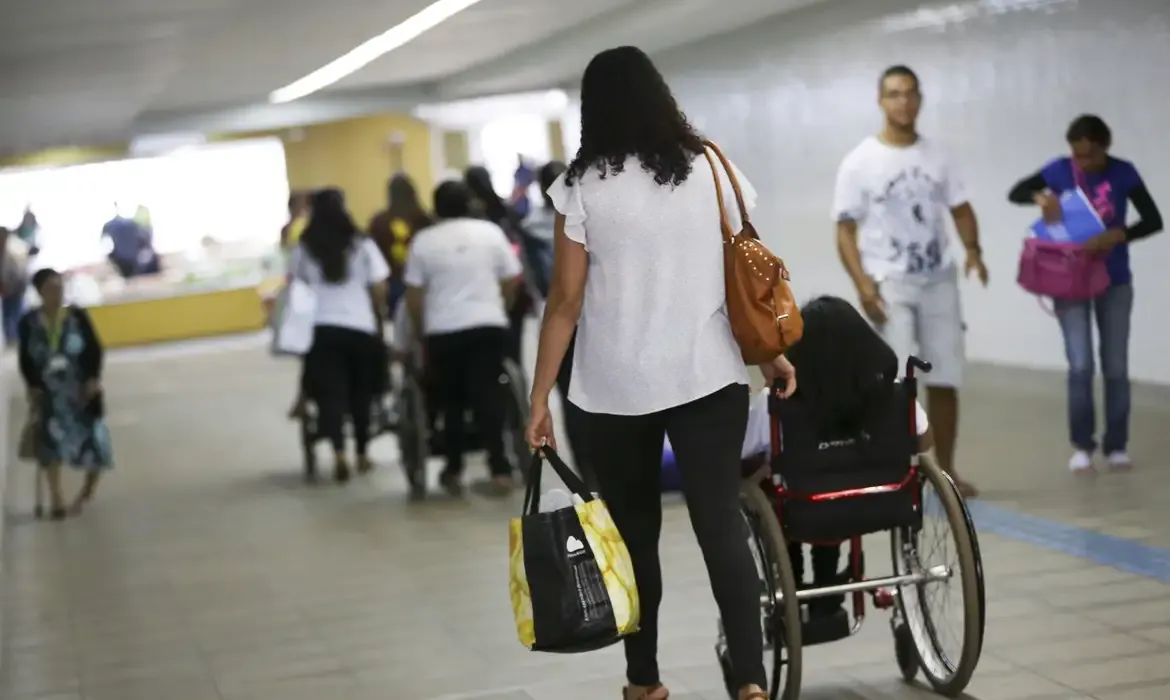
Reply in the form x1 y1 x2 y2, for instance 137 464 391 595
131 84 437 137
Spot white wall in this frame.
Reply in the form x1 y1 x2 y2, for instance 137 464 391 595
415 90 573 192
653 0 1170 384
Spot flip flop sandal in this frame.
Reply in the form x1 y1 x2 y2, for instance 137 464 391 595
622 685 669 700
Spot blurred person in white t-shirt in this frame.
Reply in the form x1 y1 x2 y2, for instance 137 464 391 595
288 189 389 483
832 64 986 498
403 181 523 497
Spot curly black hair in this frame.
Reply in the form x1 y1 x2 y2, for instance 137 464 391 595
566 46 704 187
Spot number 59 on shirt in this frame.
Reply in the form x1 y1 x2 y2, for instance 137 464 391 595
890 238 943 275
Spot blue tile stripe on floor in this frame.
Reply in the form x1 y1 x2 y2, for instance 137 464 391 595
968 501 1170 581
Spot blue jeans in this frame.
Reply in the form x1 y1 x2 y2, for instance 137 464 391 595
1054 284 1133 454
1 294 23 346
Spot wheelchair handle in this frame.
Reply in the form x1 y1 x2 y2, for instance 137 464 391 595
905 356 933 378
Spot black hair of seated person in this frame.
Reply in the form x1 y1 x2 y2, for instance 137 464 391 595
539 161 567 209
1066 114 1112 148
433 180 475 220
567 46 704 188
782 295 900 438
302 187 358 283
463 166 511 225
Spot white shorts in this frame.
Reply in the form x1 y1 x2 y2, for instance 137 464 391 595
878 266 965 388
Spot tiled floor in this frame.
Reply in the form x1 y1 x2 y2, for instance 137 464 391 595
3 337 1170 700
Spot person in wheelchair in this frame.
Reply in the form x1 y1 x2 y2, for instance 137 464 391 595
760 295 934 623
403 181 525 497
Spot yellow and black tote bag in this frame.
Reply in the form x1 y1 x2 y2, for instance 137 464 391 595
509 446 639 652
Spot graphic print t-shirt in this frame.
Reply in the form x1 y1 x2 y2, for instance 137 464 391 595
833 136 967 283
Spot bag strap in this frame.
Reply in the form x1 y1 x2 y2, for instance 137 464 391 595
1071 159 1087 194
521 445 593 515
701 141 757 245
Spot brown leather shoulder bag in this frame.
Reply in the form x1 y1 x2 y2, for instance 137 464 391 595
702 141 803 364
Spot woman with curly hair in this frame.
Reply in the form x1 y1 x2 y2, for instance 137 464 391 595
524 46 795 700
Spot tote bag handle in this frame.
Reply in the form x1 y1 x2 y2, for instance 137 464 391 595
522 445 594 515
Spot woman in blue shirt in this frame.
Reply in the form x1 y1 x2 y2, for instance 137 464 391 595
1008 115 1163 473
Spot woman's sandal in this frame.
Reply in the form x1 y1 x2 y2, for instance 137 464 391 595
622 685 669 700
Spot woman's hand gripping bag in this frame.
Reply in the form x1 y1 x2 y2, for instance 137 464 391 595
509 446 639 652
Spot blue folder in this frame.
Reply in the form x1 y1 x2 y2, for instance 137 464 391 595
1030 188 1105 243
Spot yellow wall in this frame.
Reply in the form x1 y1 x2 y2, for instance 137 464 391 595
229 113 434 226
89 287 267 349
0 144 127 169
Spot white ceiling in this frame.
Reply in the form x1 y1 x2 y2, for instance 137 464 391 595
0 0 827 154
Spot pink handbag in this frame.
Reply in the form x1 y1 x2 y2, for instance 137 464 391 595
1016 238 1109 300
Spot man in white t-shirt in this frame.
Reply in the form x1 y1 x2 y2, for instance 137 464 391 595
403 181 524 497
832 65 987 497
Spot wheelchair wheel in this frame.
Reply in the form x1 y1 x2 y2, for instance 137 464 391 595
718 483 802 700
500 358 531 482
890 455 984 697
893 622 920 682
395 372 429 501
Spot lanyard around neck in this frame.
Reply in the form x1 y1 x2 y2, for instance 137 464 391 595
44 309 67 352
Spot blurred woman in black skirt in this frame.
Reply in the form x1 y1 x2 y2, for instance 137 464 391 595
291 189 389 482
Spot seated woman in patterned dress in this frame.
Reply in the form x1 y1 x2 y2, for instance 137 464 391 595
18 268 113 519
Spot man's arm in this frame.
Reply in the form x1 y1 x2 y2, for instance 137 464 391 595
832 158 870 290
943 152 988 284
835 220 871 292
950 202 981 256
832 157 884 320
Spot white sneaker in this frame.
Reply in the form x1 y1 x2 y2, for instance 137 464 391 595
1068 450 1094 473
1106 451 1132 470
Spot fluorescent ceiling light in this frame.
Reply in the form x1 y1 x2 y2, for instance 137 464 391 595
269 0 485 104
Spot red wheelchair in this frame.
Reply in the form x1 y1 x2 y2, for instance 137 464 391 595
717 356 985 699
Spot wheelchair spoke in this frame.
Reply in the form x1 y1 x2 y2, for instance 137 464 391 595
917 487 965 672
892 457 984 695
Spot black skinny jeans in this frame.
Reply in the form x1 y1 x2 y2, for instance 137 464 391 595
427 325 511 478
303 325 380 455
578 383 765 690
554 331 597 491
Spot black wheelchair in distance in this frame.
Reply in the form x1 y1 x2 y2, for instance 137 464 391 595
296 343 529 499
392 349 531 501
296 342 397 482
719 356 985 700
